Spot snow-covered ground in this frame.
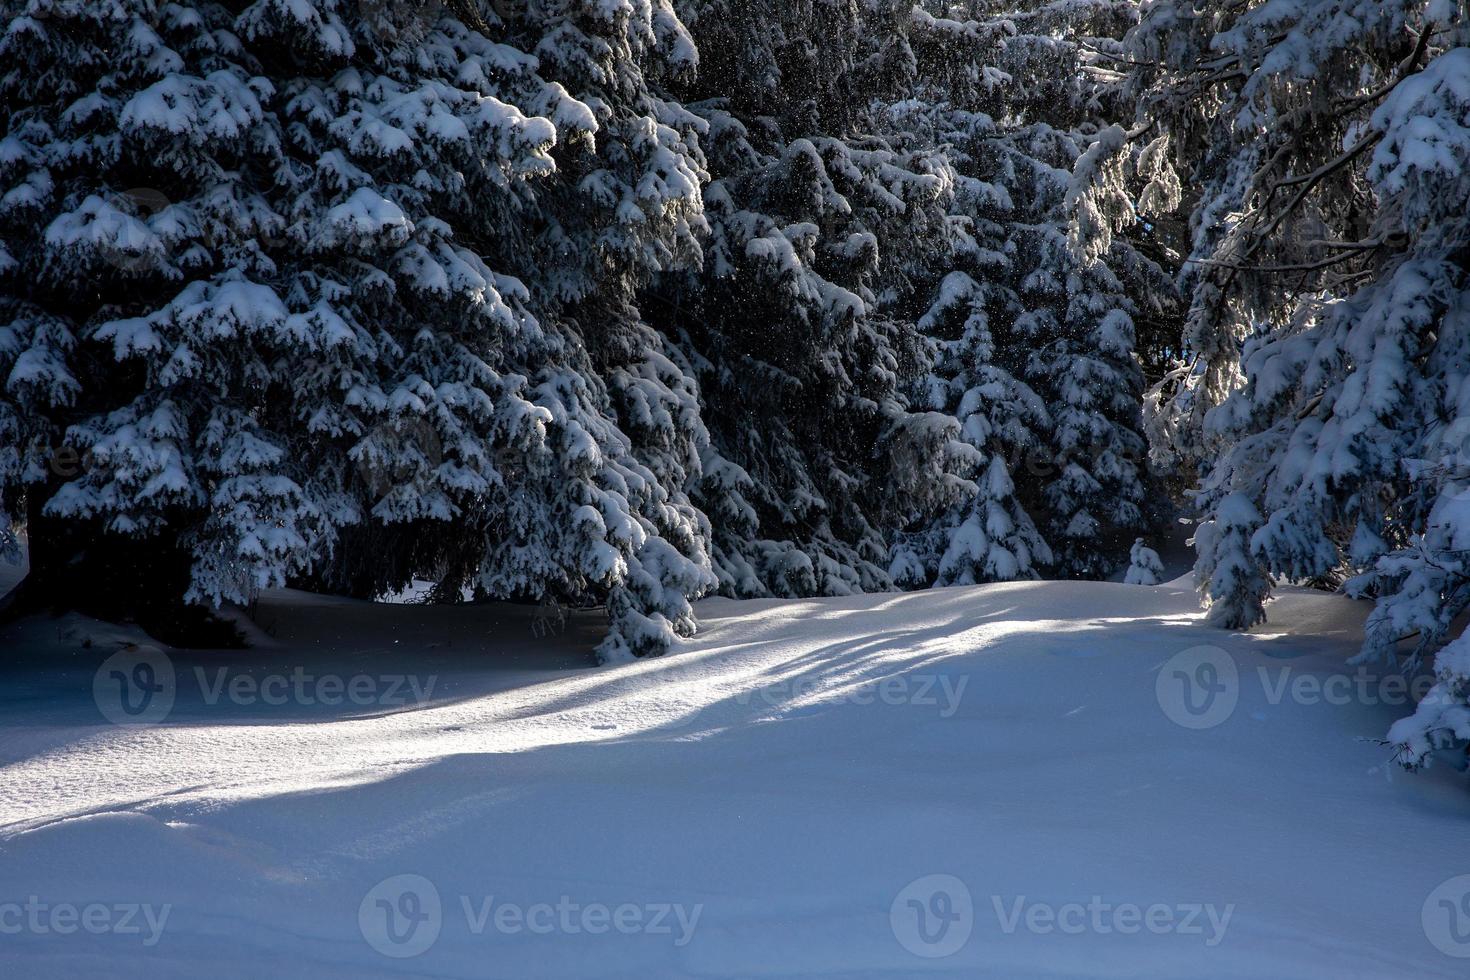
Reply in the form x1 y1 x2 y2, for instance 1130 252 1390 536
1 564 1468 978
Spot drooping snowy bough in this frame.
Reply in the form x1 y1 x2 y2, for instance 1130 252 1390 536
0 0 715 658
1101 0 1470 766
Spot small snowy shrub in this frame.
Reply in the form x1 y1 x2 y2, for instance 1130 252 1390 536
1124 538 1164 586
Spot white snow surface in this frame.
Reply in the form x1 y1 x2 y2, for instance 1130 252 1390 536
0 569 1467 978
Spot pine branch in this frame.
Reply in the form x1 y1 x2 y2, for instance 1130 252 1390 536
1184 237 1385 274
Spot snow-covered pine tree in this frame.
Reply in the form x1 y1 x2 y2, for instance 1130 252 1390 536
889 268 1052 586
1124 536 1164 585
1109 1 1470 763
893 0 1169 585
0 0 715 657
656 0 969 598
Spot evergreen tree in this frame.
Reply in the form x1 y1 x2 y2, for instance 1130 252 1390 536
657 0 967 598
889 270 1052 586
0 0 1180 660
0 0 715 658
893 0 1168 585
1124 536 1164 585
1109 0 1470 764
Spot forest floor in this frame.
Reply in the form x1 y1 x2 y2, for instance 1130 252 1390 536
1 558 1467 977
